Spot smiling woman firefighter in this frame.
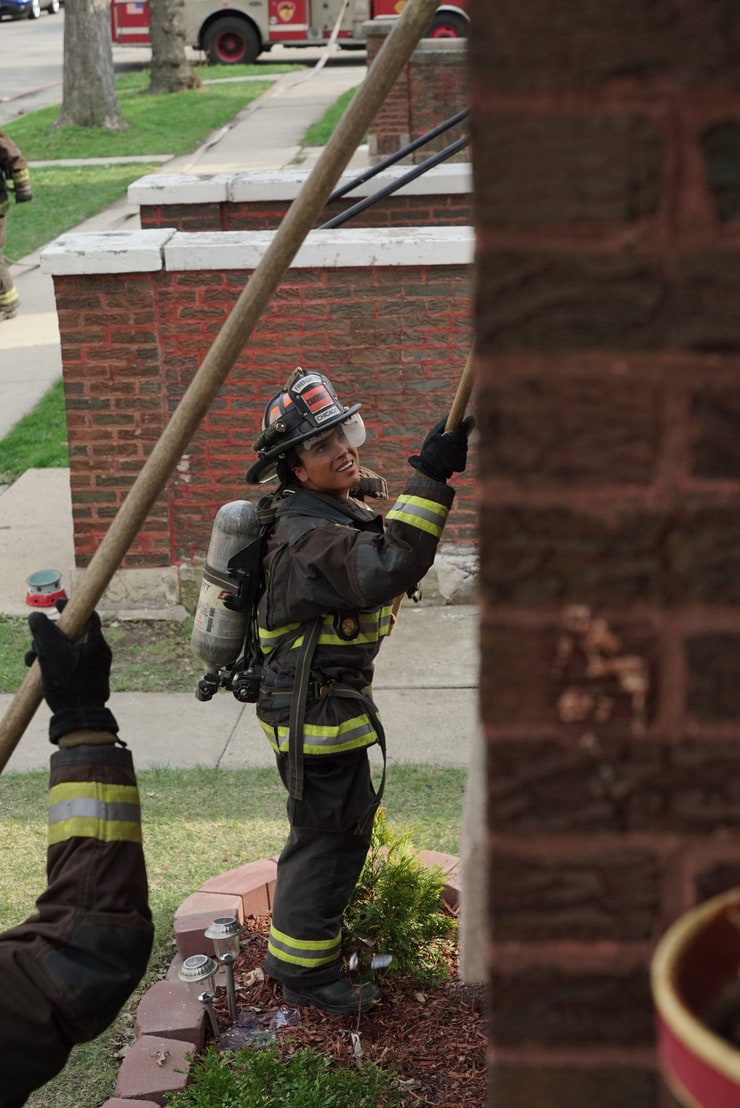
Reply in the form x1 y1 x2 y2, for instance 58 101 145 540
227 367 473 1016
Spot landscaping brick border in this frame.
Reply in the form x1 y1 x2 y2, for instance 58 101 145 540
101 852 460 1106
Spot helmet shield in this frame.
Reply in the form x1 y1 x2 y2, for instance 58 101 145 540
246 369 362 484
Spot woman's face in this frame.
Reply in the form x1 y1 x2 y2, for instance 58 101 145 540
291 425 360 497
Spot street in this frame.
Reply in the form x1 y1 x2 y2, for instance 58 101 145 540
0 14 364 126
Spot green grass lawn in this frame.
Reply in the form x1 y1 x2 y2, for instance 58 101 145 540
3 65 295 160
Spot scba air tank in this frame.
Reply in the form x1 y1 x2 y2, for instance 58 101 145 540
191 500 261 670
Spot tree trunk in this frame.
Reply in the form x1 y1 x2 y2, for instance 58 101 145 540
55 0 129 130
148 0 201 93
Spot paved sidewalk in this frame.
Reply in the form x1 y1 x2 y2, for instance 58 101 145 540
0 57 480 772
1 603 478 772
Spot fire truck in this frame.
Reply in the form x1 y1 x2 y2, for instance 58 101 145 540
110 0 469 66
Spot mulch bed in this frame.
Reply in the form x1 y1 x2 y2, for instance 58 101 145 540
209 913 487 1106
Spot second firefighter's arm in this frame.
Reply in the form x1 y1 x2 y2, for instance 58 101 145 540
0 609 153 1108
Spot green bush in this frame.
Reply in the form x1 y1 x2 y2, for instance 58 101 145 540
342 807 457 986
164 1043 407 1107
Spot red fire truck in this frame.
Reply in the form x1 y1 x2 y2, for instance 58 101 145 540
110 0 468 66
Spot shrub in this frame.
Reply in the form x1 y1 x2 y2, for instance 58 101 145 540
342 807 457 986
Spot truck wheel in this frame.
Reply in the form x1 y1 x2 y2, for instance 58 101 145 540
203 18 259 65
424 12 468 39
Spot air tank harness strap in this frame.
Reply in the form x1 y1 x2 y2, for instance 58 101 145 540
286 619 387 832
323 681 387 836
287 617 322 802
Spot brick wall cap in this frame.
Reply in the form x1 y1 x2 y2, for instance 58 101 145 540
228 163 471 201
128 172 231 205
40 229 176 276
164 226 474 272
412 39 468 61
130 163 471 206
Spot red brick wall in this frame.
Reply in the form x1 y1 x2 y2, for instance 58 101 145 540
365 25 468 163
54 257 472 569
471 0 740 1104
139 192 472 233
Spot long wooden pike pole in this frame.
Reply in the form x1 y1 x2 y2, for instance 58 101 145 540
444 346 474 434
389 347 474 629
0 0 442 773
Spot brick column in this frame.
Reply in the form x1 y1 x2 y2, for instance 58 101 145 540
470 1 740 1105
364 20 468 163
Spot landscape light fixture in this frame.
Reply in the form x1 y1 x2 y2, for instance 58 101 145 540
178 953 221 1042
205 915 245 1023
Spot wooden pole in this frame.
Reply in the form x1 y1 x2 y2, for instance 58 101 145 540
445 347 474 431
0 0 442 773
389 347 474 629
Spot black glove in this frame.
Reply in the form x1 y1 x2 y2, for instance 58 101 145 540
408 415 475 482
25 602 119 745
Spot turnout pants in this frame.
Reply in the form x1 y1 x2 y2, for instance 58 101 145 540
0 215 19 317
265 747 379 987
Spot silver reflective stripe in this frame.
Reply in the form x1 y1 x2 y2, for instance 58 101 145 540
48 797 141 826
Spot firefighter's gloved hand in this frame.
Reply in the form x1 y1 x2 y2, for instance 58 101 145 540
408 415 475 482
12 171 32 203
25 601 119 746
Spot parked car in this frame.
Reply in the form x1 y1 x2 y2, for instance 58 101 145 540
0 0 59 16
29 0 62 16
0 0 33 19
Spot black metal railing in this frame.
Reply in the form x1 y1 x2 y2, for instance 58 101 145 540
318 107 470 230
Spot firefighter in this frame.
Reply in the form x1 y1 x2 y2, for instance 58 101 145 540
0 128 33 322
2 606 153 1108
246 367 473 1015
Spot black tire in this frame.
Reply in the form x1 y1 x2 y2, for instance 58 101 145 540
424 11 468 39
48 0 60 13
203 17 259 65
27 0 41 19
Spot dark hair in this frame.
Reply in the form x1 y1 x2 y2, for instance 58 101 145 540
275 450 301 488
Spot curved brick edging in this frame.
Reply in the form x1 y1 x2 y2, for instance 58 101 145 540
101 852 461 1107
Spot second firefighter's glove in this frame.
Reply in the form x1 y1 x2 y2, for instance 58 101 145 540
25 603 119 746
12 170 33 203
408 415 474 482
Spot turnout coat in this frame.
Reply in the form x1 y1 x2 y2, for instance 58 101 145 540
255 472 456 759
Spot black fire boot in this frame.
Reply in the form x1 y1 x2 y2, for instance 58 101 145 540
283 976 381 1015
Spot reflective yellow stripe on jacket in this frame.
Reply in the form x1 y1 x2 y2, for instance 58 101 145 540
268 922 341 969
386 493 449 538
259 606 393 655
260 710 377 755
48 781 143 846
